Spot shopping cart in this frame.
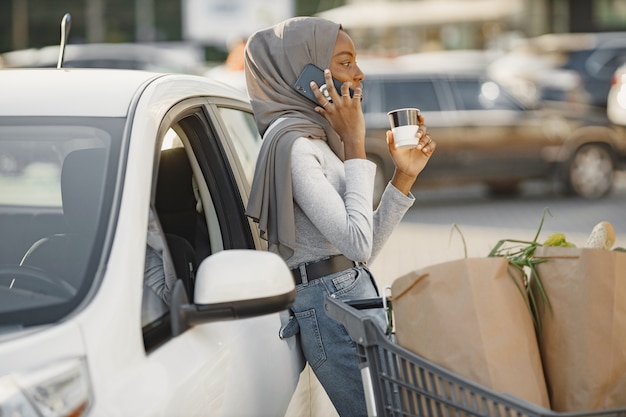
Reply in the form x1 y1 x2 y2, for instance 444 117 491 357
324 296 626 417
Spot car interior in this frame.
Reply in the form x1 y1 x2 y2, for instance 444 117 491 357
156 147 211 262
153 146 210 301
141 125 220 349
0 107 253 335
18 148 107 296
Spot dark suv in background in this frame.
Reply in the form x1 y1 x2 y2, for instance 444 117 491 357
359 60 626 202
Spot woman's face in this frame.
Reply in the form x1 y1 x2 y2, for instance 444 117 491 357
328 30 364 90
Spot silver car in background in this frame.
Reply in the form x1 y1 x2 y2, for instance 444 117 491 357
358 57 626 202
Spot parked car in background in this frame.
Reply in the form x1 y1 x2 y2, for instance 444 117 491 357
0 42 205 74
0 68 302 416
489 32 626 108
358 59 626 202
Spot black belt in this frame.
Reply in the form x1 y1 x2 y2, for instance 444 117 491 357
290 255 359 285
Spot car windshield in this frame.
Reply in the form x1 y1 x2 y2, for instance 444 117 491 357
0 116 123 328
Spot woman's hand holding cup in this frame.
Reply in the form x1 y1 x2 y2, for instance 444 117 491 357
386 108 436 195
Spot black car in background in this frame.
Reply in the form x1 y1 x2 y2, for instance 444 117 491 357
359 61 626 202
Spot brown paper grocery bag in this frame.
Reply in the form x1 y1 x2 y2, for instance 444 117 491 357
391 257 550 408
534 247 626 411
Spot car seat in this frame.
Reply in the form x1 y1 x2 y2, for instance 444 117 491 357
155 147 210 263
164 234 196 301
20 148 106 291
155 147 212 299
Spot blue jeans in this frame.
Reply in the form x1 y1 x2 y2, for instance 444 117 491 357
280 264 387 417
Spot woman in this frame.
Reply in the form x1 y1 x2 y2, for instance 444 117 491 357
244 16 435 416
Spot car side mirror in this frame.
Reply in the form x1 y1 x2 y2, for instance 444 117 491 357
171 250 295 337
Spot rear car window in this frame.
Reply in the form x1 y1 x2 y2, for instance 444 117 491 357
379 79 440 112
450 79 523 111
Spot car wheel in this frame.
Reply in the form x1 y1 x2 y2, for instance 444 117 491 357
565 143 614 199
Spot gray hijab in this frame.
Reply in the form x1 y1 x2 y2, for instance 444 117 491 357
244 16 344 260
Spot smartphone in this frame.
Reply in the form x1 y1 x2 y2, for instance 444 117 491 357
293 63 353 105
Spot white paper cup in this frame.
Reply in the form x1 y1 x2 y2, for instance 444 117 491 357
388 108 420 149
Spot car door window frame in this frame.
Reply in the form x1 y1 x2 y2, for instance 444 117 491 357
143 98 257 352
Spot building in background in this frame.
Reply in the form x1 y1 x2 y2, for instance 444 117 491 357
0 0 625 58
181 0 292 49
316 0 524 54
316 0 626 56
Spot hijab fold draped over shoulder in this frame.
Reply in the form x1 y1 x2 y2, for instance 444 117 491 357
244 17 345 260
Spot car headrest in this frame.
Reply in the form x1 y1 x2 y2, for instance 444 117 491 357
155 147 198 246
61 148 106 234
156 147 196 212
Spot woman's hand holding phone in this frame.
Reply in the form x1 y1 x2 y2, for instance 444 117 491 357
294 64 352 105
309 68 366 160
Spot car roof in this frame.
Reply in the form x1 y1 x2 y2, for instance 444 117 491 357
358 51 492 77
0 68 249 117
513 31 626 53
360 64 486 78
1 42 205 73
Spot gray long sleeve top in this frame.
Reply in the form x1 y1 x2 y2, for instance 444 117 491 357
287 136 415 269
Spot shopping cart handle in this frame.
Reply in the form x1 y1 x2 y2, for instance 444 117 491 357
345 297 385 310
325 296 384 346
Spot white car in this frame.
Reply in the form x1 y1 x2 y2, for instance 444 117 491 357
608 63 626 125
0 68 303 416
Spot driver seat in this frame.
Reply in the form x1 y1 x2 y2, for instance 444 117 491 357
20 148 106 291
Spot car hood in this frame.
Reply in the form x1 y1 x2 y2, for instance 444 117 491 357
0 321 86 375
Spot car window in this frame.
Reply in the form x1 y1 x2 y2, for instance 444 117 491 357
0 125 113 207
379 78 441 112
162 127 184 150
0 137 62 207
588 47 626 79
0 117 122 327
450 79 522 111
217 107 261 185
